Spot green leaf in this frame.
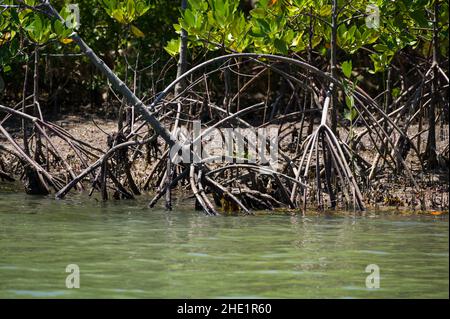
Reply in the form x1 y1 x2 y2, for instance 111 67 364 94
311 35 322 48
341 60 352 78
112 9 126 24
274 38 288 54
25 15 42 34
189 0 208 11
127 0 135 18
100 0 116 15
250 8 265 18
256 19 270 34
164 38 180 57
347 25 357 41
130 24 144 38
319 5 332 17
409 9 428 28
344 108 358 121
135 0 150 16
392 87 401 98
373 43 388 52
10 9 20 25
345 95 354 109
183 9 195 28
53 19 65 36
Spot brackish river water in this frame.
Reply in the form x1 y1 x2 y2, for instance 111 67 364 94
0 189 448 298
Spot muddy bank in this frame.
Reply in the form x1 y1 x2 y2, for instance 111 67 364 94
1 115 448 214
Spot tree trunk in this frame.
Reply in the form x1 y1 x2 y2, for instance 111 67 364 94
330 0 338 134
175 0 188 97
22 61 30 155
425 1 439 168
165 0 189 210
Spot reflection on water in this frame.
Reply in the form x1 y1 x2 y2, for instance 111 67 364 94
0 191 448 298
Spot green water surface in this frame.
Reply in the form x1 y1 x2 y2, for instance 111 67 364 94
0 190 448 298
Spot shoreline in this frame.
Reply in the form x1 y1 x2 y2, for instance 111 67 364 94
0 181 447 217
1 115 448 213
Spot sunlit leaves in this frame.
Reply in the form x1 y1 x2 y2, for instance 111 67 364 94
164 38 181 57
52 9 75 40
100 0 150 38
188 0 209 11
24 14 54 45
175 0 252 53
369 51 394 74
180 8 205 33
166 0 439 62
112 9 126 24
318 5 332 17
